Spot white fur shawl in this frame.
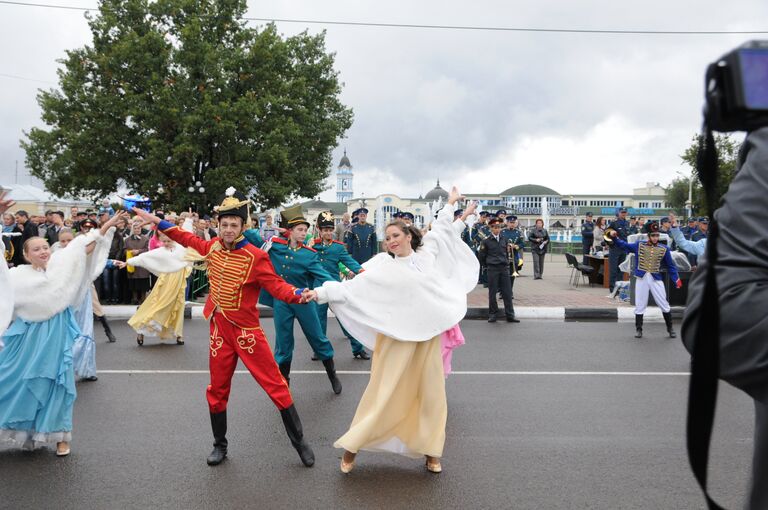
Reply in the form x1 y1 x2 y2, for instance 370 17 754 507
316 201 479 350
127 245 192 275
8 230 104 322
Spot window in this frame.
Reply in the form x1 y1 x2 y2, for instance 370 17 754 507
652 201 663 209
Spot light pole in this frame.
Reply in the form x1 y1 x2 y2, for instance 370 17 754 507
686 172 693 218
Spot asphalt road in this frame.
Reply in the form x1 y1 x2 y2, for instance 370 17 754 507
0 318 755 510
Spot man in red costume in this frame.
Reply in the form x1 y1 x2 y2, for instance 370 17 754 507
132 188 314 467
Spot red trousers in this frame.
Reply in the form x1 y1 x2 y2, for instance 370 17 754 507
207 312 293 413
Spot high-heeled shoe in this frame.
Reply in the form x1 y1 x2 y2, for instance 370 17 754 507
340 451 356 473
56 441 70 457
425 456 442 473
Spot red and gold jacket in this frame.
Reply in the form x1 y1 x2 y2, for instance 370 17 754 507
159 220 303 329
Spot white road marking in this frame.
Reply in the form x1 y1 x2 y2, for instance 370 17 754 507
97 369 689 376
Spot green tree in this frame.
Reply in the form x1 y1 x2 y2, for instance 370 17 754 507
22 0 353 211
667 133 741 216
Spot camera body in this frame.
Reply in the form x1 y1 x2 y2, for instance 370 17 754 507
705 40 768 132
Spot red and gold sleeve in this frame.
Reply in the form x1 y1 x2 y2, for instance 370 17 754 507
253 250 304 304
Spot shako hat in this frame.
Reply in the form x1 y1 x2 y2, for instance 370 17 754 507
317 211 335 229
280 203 310 229
215 187 249 223
646 221 661 234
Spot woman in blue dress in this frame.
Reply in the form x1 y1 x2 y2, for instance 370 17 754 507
0 207 126 457
52 228 116 382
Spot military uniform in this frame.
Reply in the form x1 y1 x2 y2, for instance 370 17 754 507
472 213 491 285
311 211 368 358
347 209 377 264
159 188 315 467
478 218 517 322
244 210 342 395
612 223 680 338
501 220 525 297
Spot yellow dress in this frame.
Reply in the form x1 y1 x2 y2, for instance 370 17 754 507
128 266 191 339
334 333 447 458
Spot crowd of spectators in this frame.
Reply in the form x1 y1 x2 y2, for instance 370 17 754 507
3 206 219 305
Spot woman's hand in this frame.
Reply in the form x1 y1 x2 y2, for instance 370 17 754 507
448 186 465 206
100 210 130 235
0 190 15 215
113 260 127 269
461 201 478 222
132 207 162 225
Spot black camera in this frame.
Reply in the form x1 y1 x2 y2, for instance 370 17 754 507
705 40 768 132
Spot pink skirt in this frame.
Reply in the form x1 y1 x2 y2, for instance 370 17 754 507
440 324 465 377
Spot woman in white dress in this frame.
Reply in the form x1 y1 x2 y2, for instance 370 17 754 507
304 186 478 474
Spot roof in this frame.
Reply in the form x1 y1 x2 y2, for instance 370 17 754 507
339 149 351 168
1 183 89 204
424 180 449 201
500 184 560 196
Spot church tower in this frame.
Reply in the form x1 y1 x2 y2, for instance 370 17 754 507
336 149 353 203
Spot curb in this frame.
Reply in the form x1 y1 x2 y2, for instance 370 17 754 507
102 305 685 322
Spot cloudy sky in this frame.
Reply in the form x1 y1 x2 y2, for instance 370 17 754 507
1 0 765 202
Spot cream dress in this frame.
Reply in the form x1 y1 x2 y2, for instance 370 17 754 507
315 201 479 459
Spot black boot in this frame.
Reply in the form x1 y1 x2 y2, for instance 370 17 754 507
95 314 117 343
278 361 291 387
634 314 643 338
280 404 315 467
322 358 342 395
206 411 228 466
663 312 677 338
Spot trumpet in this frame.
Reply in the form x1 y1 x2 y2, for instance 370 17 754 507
508 243 521 277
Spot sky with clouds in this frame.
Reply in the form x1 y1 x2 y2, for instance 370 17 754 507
1 0 766 202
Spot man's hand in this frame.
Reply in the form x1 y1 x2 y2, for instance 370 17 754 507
676 279 683 289
0 190 16 215
132 207 162 225
301 289 318 303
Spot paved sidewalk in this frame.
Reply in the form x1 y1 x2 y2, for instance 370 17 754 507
102 253 660 322
467 252 630 309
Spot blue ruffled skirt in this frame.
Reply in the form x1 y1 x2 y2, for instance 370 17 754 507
0 309 80 445
72 292 97 379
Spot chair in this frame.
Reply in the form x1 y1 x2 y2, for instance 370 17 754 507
565 252 595 287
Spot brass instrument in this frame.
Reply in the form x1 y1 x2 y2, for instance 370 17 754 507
508 242 522 278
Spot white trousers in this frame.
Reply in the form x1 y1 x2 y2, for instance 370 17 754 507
635 272 670 314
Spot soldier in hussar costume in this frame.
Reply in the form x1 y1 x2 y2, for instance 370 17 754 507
609 221 682 339
131 189 316 468
347 208 377 264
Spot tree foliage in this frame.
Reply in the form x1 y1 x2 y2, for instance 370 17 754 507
22 0 353 210
666 133 741 216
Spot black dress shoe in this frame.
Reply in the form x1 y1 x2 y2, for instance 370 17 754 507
310 353 319 361
506 317 520 323
488 316 497 323
353 351 370 360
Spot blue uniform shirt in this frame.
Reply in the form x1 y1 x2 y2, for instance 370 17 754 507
243 229 334 306
613 238 680 282
347 222 377 264
311 238 363 284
